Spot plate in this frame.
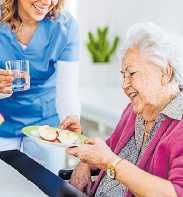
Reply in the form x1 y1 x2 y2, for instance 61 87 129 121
22 125 88 148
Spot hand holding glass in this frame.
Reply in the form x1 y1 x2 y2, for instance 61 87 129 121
5 60 30 92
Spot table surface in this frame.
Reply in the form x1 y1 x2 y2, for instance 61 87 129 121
0 150 85 197
0 159 47 197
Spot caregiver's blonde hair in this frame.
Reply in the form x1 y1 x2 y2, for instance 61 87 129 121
0 0 64 31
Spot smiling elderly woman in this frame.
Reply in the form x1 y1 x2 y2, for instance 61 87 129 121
66 23 183 197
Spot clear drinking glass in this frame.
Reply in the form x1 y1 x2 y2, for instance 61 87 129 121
5 60 30 92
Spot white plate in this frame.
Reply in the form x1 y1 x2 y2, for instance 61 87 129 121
22 126 87 148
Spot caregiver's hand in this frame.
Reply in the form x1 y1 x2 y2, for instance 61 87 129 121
60 115 82 133
69 162 91 192
0 69 13 94
66 138 118 170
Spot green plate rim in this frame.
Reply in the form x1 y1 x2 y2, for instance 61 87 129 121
22 125 88 145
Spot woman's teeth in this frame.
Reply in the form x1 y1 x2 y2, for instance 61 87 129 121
129 92 138 99
33 3 48 14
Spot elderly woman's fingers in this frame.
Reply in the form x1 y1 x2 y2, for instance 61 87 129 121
66 147 80 157
84 137 103 144
66 140 116 170
66 145 90 162
84 138 95 145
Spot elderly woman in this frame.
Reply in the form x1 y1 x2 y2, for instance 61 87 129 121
67 23 183 197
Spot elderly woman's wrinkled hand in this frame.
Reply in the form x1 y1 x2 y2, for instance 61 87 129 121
69 162 92 192
66 138 118 170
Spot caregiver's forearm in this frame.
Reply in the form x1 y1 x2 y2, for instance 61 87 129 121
115 159 177 197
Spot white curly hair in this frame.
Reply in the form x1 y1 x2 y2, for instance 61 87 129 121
121 22 183 88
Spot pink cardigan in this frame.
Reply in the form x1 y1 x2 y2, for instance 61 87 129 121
90 104 183 197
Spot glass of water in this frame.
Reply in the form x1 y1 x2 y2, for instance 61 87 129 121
5 60 30 92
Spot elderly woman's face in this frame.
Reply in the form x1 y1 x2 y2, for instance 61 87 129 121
18 0 59 22
121 48 164 114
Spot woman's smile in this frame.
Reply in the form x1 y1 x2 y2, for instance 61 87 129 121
128 91 138 100
17 0 59 22
32 1 50 16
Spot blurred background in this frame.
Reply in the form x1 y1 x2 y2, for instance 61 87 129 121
65 0 183 143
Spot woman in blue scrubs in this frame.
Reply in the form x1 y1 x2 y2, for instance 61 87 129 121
0 0 81 174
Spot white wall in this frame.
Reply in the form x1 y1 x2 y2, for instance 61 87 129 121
65 0 78 19
77 0 183 87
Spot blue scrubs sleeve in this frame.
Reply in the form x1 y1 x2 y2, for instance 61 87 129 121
58 20 80 61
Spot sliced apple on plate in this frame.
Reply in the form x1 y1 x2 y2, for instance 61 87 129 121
57 130 80 145
38 125 59 142
22 125 88 147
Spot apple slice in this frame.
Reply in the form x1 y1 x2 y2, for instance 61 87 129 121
38 125 58 142
57 130 80 145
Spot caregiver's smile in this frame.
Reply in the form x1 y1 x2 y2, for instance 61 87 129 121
18 0 59 21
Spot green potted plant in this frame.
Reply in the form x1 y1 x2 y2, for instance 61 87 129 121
85 26 121 86
86 26 120 63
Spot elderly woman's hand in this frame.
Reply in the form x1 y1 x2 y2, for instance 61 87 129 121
69 162 91 192
59 115 82 133
66 138 118 170
0 69 13 94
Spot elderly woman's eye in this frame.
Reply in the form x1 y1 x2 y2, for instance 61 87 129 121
129 72 136 76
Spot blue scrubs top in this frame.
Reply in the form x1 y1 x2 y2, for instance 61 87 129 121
0 11 80 137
